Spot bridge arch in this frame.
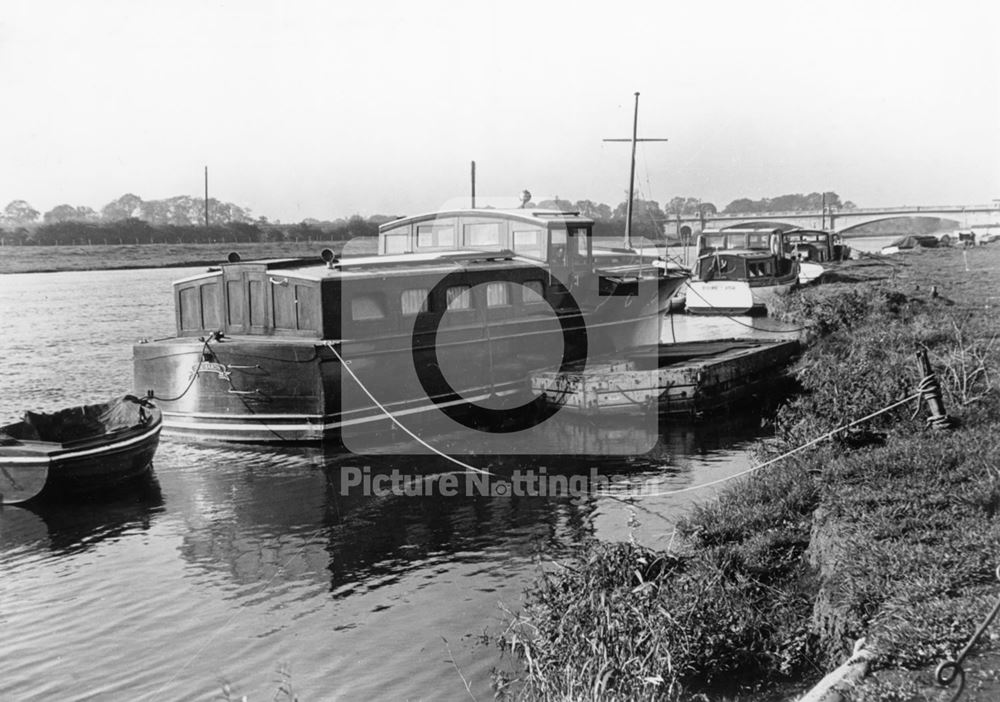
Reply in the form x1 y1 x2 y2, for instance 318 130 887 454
720 220 802 231
836 214 961 235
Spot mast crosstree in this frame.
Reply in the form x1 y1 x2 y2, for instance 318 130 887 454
603 92 669 249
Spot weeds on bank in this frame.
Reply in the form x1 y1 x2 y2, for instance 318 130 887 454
497 250 1000 700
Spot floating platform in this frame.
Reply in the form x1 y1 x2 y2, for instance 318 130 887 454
531 338 799 416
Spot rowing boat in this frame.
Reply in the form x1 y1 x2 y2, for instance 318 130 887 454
0 396 162 504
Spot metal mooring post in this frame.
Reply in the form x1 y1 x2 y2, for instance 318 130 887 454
916 349 953 429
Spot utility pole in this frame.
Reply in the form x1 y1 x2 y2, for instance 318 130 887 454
603 92 669 249
204 166 210 228
471 160 476 209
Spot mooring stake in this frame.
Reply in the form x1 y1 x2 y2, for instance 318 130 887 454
916 348 953 430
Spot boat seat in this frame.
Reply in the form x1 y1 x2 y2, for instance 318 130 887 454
0 430 21 445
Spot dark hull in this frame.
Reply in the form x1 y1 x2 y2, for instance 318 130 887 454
134 306 666 444
43 424 162 496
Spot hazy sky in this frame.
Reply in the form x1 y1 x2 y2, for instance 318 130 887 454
2 0 998 222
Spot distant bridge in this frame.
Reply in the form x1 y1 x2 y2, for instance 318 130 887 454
668 203 1000 238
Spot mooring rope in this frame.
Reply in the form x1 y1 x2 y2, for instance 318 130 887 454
324 341 492 476
145 333 217 403
595 389 924 499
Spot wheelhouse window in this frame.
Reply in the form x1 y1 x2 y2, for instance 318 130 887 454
570 227 589 262
512 229 543 259
549 228 568 263
401 288 429 315
486 282 509 307
384 232 410 254
416 223 456 248
464 222 501 248
352 294 387 321
446 285 472 310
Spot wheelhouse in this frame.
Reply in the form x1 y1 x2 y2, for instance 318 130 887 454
780 229 835 262
378 209 595 267
696 250 784 282
696 228 784 255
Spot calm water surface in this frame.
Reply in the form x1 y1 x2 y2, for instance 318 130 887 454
0 266 798 700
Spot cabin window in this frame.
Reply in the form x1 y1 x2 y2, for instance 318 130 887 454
465 222 501 248
747 233 770 249
512 229 543 259
446 285 472 310
249 280 265 327
522 280 545 303
384 232 409 254
416 223 456 248
486 282 509 307
352 294 386 321
401 288 429 315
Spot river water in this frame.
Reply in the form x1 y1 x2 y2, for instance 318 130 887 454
0 266 800 701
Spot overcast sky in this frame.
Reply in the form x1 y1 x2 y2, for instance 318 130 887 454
2 0 997 222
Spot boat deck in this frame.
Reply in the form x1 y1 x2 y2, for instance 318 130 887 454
531 338 799 416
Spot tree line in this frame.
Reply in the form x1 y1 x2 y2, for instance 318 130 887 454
0 191 856 246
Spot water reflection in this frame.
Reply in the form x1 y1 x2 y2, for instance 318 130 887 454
0 473 164 555
163 412 770 598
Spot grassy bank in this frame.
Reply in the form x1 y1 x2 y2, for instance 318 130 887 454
0 238 377 274
496 245 1000 700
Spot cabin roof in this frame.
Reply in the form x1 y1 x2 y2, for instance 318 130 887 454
379 208 595 232
190 250 547 283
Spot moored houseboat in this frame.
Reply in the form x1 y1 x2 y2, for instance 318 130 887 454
133 209 688 443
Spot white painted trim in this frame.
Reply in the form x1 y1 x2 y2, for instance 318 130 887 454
0 423 161 464
162 388 524 433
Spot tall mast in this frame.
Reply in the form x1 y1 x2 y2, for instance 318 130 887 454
625 92 640 249
603 93 669 250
